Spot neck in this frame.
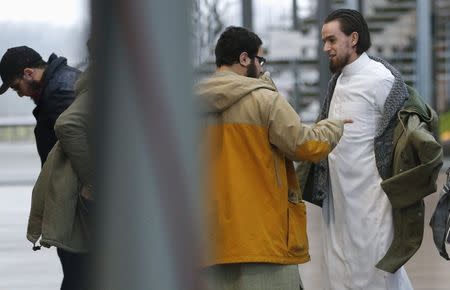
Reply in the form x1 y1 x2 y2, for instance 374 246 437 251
33 68 45 82
217 64 246 76
346 52 361 66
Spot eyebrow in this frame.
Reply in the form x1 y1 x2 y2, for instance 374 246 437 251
322 35 336 42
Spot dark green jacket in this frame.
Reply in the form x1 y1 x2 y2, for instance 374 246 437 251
27 72 92 253
376 86 443 272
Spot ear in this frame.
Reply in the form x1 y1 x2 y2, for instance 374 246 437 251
23 68 34 79
239 52 250 67
351 32 359 47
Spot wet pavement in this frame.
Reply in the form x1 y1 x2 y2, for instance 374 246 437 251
0 185 61 290
0 142 61 290
1 142 449 289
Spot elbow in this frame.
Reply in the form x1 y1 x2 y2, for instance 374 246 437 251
54 116 66 138
294 141 331 163
54 116 80 140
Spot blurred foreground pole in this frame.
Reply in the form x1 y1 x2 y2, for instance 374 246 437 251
293 0 299 30
91 0 202 289
416 0 432 105
317 0 331 104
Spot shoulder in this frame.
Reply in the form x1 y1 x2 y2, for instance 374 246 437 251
47 66 81 93
252 87 280 101
249 88 289 112
54 66 81 88
367 59 395 83
361 60 395 92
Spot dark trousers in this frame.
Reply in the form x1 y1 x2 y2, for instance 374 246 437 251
57 196 93 290
57 248 90 290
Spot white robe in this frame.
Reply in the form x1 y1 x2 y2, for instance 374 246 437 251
321 53 413 290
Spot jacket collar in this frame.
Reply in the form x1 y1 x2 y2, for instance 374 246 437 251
368 55 408 137
341 52 370 77
399 85 439 134
196 71 276 113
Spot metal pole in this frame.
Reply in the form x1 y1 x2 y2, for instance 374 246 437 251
242 0 253 30
416 0 432 105
293 61 301 112
317 0 332 104
293 0 299 30
447 23 450 111
92 0 202 289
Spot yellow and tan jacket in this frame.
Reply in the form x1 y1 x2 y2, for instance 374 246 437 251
198 71 344 266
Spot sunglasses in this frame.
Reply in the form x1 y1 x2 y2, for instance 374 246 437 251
254 55 266 66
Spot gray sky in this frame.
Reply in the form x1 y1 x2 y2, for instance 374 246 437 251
0 0 89 27
0 0 90 118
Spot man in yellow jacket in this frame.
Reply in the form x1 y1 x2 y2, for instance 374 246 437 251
197 26 351 290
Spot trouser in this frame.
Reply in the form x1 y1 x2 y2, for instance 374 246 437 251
57 248 90 290
204 263 304 290
58 196 93 290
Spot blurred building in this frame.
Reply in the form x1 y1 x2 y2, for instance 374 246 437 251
195 0 450 125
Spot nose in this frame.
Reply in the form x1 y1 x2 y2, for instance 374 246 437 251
323 42 330 52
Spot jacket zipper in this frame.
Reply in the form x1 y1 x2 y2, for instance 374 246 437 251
274 156 281 186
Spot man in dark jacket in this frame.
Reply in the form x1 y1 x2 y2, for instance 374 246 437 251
0 46 81 289
0 45 80 165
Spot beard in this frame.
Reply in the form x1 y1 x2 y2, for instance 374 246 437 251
25 79 42 103
246 60 259 78
329 53 351 73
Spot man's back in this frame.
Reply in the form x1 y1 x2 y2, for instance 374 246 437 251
32 53 80 165
199 71 305 266
200 25 349 290
198 71 344 267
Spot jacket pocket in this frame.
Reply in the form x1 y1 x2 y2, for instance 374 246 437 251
287 201 308 256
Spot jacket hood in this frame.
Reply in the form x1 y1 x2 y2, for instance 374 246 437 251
41 54 67 87
400 85 439 133
196 71 277 113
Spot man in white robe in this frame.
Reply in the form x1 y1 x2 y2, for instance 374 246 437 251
318 9 413 290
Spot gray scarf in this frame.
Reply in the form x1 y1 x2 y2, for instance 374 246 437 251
306 55 409 204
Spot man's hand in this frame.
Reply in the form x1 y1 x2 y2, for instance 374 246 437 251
81 185 94 201
343 119 353 124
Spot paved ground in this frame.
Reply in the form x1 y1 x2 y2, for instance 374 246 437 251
1 142 450 289
0 185 62 290
0 142 61 290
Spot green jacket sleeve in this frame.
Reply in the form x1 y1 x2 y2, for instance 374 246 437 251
54 91 93 188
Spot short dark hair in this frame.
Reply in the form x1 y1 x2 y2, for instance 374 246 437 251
31 59 47 69
5 59 47 84
325 9 371 55
214 26 262 67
